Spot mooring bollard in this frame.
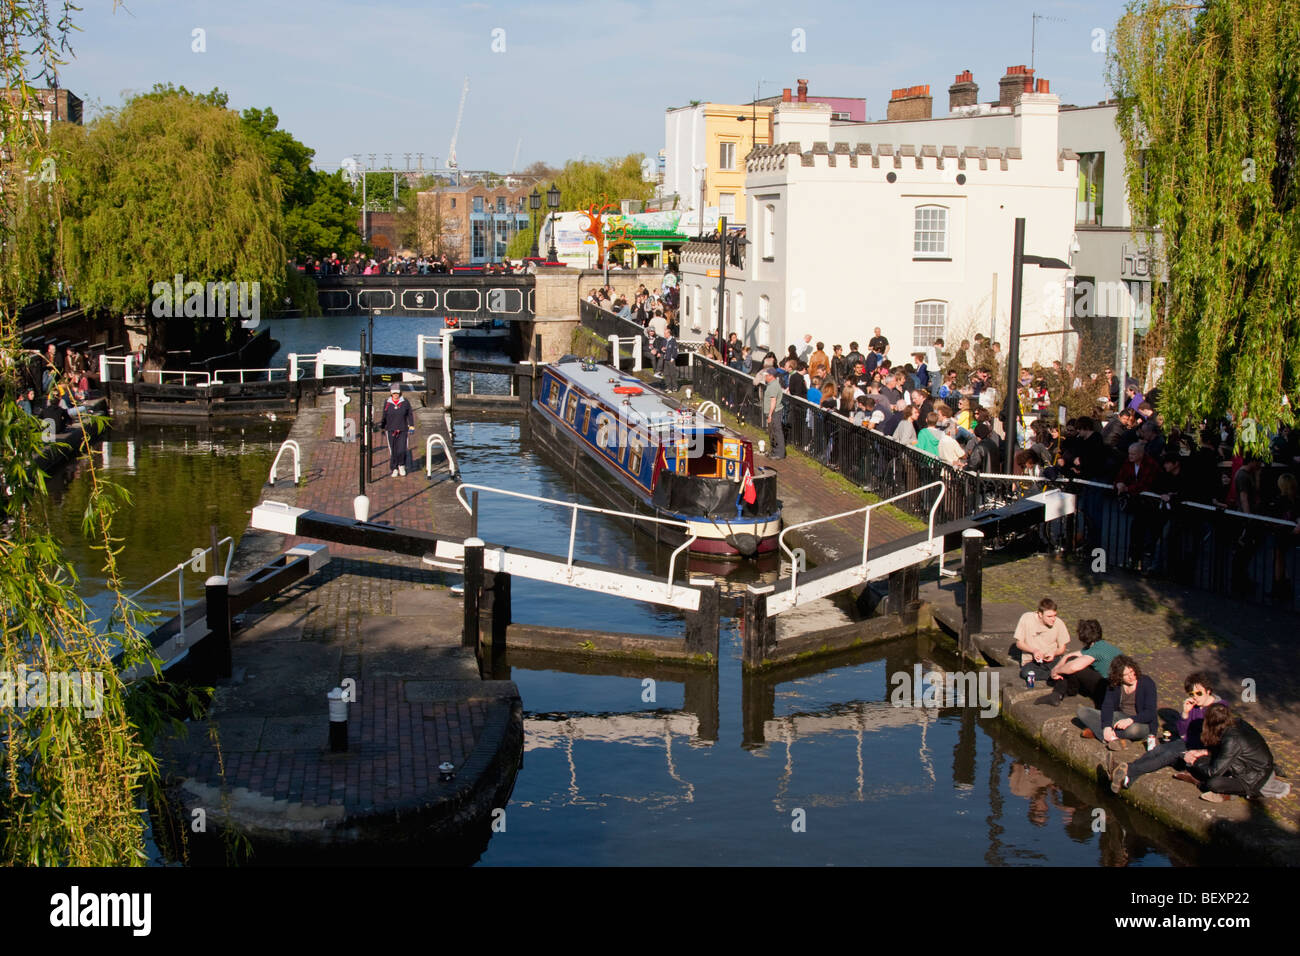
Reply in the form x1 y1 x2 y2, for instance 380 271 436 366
327 687 348 753
462 537 484 649
204 575 232 680
353 494 370 522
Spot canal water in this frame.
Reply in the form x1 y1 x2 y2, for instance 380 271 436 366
44 316 1210 866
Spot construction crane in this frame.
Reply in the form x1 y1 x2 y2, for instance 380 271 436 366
511 137 522 175
447 76 469 183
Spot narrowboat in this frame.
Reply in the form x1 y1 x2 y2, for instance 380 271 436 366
530 358 781 557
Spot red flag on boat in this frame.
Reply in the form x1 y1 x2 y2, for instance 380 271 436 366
742 467 756 505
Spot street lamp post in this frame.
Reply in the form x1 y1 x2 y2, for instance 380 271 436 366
546 183 561 261
529 187 542 258
1003 216 1071 474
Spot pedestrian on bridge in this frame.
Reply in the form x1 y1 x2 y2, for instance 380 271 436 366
381 383 415 477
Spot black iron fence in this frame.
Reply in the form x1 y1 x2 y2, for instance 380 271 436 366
578 299 645 342
964 473 1300 614
689 354 978 525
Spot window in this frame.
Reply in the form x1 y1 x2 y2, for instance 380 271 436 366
763 203 776 259
719 192 736 217
451 198 457 209
628 439 644 476
496 197 506 214
913 206 948 257
582 405 591 435
472 196 483 213
913 300 947 349
693 285 703 329
719 141 736 170
758 295 770 346
734 291 743 326
832 111 851 121
517 197 525 212
471 220 487 259
565 392 579 424
1076 152 1105 226
548 381 562 411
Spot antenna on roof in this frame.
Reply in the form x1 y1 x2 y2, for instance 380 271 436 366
1031 12 1068 74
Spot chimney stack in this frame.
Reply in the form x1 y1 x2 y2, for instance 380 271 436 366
999 65 1035 108
1035 78 1050 94
948 70 978 112
782 87 792 103
796 78 808 103
887 84 932 121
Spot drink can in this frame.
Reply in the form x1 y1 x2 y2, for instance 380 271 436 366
1146 734 1157 751
1027 672 1036 689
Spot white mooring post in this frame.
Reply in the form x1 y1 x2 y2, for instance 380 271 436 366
441 328 454 409
334 386 351 439
287 353 299 381
632 335 643 372
416 334 427 374
124 355 133 384
98 354 109 384
607 334 620 368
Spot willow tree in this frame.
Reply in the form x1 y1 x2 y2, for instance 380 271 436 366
0 1 181 865
50 89 287 366
1110 0 1300 452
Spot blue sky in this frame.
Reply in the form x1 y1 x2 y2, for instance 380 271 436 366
59 0 1132 173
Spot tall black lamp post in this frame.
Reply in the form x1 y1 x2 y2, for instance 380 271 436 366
545 183 561 261
1003 217 1071 474
529 187 542 258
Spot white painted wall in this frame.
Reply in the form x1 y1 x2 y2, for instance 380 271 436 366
664 105 706 206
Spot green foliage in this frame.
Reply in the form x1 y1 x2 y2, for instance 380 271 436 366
1110 0 1300 452
51 90 287 320
552 154 653 212
506 224 536 260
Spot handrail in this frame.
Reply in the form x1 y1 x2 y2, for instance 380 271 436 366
124 537 236 643
454 482 697 594
212 367 288 384
425 434 458 479
142 369 211 387
777 480 947 602
695 400 721 422
269 439 301 485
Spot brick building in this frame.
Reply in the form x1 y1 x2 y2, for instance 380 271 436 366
416 183 534 265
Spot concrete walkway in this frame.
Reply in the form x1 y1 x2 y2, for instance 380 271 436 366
156 394 521 862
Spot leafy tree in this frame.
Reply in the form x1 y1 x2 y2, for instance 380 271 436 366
506 225 536 260
49 90 286 367
0 0 176 866
1110 0 1300 451
238 106 361 261
551 154 653 213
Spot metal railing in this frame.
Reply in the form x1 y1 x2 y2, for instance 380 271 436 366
777 481 946 602
694 400 722 422
690 354 977 524
98 354 133 384
426 434 458 479
607 334 643 371
142 369 211 387
269 439 301 485
454 482 697 595
122 537 236 643
212 367 289 384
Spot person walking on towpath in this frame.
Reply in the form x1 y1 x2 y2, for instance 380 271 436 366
380 382 415 477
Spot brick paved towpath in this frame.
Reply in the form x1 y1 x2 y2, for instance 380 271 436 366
923 551 1300 863
156 391 521 863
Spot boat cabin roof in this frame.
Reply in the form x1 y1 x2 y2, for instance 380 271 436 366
552 360 725 436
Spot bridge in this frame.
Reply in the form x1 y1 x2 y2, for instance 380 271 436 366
311 274 535 321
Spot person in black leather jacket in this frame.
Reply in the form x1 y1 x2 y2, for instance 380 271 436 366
1186 702 1275 802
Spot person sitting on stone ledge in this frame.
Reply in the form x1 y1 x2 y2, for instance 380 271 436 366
1180 702 1276 803
1012 597 1070 686
1110 671 1220 793
1035 618 1118 707
1077 655 1157 752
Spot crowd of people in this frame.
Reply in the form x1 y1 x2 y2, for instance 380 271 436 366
11 342 98 432
295 252 539 276
1012 597 1288 803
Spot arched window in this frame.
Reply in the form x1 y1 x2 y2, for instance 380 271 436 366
758 295 771 347
763 204 776 258
913 300 947 349
913 205 948 257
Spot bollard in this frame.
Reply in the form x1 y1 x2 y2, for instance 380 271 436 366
354 494 370 522
684 579 720 660
327 687 348 752
741 587 775 668
204 575 232 680
961 528 985 663
462 537 484 649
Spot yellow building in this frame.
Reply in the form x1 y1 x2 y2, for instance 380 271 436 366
664 100 772 226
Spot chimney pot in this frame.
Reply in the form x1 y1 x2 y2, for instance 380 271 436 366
782 87 791 102
796 78 808 102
